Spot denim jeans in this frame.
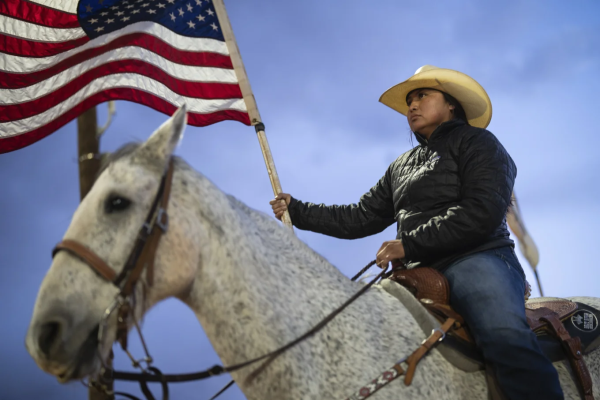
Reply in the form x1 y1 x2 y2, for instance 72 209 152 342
442 246 564 400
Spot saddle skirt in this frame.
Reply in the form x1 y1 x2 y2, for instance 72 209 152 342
379 279 600 371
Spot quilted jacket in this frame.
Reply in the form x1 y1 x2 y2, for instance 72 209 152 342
287 118 517 270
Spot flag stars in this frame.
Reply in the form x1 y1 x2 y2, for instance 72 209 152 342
95 26 104 32
147 9 156 13
186 3 193 11
196 14 205 21
187 20 196 28
132 9 140 13
116 11 124 16
157 3 166 8
100 11 108 16
195 0 201 4
126 4 134 8
89 17 98 23
122 16 130 21
110 5 119 10
85 4 93 12
166 0 175 3
206 8 214 16
178 8 184 15
210 22 218 30
169 12 176 20
106 18 115 23
141 3 149 7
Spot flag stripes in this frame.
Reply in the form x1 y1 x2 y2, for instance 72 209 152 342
0 0 251 153
0 0 80 28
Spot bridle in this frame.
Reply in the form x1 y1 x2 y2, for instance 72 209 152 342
52 157 176 399
50 156 400 400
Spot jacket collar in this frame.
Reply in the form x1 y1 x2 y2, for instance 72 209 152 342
413 119 466 146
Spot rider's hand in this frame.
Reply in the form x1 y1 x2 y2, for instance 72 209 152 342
376 240 405 269
269 193 291 221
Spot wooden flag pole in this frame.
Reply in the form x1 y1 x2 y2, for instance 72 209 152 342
77 107 115 400
507 192 544 296
212 0 293 230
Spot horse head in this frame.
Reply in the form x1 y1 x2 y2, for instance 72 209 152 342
25 106 204 382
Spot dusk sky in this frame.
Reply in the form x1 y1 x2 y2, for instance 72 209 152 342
1 0 600 399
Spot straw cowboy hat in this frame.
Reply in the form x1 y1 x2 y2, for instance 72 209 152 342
379 65 492 129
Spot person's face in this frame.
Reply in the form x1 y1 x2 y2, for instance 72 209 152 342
406 89 454 139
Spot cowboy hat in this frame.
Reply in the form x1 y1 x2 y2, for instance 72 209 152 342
379 65 492 129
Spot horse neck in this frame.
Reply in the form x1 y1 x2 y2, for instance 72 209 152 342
178 173 361 368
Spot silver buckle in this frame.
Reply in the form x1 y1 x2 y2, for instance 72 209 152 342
432 327 446 342
156 208 169 232
420 327 446 345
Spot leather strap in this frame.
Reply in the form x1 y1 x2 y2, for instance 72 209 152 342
423 303 465 325
118 158 175 297
344 316 456 399
404 317 456 385
540 310 594 400
53 240 117 282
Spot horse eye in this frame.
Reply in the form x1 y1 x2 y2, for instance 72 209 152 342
105 196 131 213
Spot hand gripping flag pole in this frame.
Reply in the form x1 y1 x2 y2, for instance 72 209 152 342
213 0 294 230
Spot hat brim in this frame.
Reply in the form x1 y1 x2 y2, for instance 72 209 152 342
379 68 492 129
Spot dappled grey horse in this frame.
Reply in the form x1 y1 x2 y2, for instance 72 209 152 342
26 106 600 399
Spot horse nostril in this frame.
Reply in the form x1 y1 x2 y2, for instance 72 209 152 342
38 321 61 356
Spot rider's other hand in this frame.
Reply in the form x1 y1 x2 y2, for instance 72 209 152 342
376 240 405 269
269 193 291 221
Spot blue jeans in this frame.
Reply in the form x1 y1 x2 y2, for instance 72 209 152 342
442 246 564 400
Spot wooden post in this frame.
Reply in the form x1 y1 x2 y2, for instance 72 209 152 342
77 107 101 200
77 107 114 400
213 0 293 230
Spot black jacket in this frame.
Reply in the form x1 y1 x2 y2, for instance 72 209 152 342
287 119 517 270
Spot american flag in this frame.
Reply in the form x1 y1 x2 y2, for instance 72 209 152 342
0 0 251 153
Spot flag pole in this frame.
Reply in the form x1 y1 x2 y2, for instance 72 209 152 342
507 192 544 296
212 0 293 230
77 107 115 400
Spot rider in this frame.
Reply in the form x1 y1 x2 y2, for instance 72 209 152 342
270 65 563 399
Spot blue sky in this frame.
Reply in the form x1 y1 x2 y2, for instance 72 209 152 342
1 0 599 399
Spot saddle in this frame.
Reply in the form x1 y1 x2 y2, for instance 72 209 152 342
389 267 597 400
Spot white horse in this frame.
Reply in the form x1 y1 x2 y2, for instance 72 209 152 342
26 107 600 399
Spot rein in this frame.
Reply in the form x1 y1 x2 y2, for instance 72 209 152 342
51 156 396 400
100 261 389 400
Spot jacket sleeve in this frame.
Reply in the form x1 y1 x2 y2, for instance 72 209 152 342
401 129 516 262
287 167 396 239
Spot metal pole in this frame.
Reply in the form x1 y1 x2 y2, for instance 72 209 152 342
77 107 114 400
212 0 293 230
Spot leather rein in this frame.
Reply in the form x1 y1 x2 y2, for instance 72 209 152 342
51 157 394 400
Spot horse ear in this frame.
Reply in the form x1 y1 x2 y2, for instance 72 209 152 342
137 105 187 168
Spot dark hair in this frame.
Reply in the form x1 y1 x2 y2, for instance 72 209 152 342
442 92 469 125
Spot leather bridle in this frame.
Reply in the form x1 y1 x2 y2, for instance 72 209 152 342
52 158 175 397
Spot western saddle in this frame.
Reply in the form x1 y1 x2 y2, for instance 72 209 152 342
389 266 596 400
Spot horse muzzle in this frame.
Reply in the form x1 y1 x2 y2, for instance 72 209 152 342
26 306 102 382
